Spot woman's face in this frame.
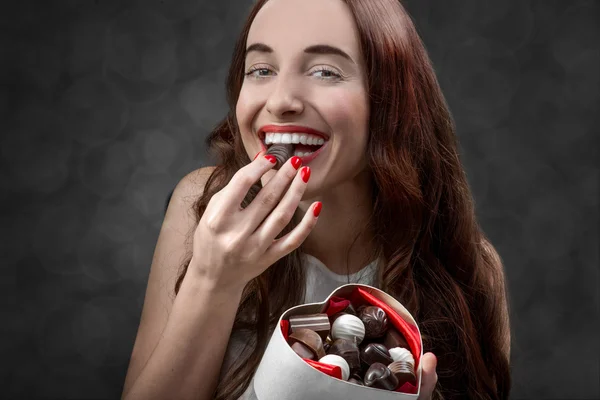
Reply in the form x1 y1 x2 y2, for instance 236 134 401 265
236 0 370 195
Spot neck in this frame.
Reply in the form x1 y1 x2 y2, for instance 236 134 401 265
295 168 379 275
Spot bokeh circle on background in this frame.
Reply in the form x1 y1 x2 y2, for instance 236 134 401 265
104 8 178 104
2 105 72 194
61 77 129 148
77 141 135 200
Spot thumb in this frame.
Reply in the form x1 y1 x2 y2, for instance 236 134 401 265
418 352 438 400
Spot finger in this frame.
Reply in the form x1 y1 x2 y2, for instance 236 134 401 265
241 156 303 234
218 151 276 211
418 352 438 400
263 199 321 263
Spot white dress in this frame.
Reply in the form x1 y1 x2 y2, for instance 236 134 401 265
219 253 380 400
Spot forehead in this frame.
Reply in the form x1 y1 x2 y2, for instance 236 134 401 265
248 0 361 59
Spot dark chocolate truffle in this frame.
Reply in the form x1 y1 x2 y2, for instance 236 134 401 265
358 306 389 339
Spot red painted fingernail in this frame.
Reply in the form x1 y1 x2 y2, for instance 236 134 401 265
264 155 277 164
253 151 261 160
301 166 311 182
290 156 302 170
313 202 322 217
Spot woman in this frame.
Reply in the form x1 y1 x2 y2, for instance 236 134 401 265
122 0 511 399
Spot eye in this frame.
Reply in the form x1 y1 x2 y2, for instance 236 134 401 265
311 67 342 80
245 65 274 79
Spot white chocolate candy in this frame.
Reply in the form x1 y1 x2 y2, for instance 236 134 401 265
319 354 350 381
331 314 365 344
389 347 415 365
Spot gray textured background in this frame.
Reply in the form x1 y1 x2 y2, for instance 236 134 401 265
0 0 598 399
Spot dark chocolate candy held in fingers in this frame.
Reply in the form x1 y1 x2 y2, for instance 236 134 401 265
364 362 399 391
358 306 389 339
289 313 330 341
288 328 326 359
327 338 361 375
383 328 410 350
265 143 294 170
388 361 417 385
360 343 393 371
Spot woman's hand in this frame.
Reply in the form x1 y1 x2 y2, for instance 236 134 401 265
417 353 438 400
189 151 320 292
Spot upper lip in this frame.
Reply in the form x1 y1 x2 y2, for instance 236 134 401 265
257 125 329 141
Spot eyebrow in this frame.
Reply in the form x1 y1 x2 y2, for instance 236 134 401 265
245 43 355 64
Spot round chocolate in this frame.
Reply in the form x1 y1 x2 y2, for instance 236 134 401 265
319 354 350 381
327 338 361 374
388 361 417 385
331 314 365 344
288 328 326 359
364 362 399 391
265 143 294 170
358 306 389 339
329 312 349 325
360 343 393 371
389 347 414 364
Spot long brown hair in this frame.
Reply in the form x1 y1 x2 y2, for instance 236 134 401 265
174 0 511 399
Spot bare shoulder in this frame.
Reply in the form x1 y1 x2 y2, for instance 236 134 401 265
171 166 217 208
480 238 511 361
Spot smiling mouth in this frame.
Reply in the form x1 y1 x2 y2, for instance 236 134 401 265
262 132 326 156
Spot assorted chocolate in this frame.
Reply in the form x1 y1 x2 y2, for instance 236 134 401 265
285 305 416 392
358 306 389 339
265 143 294 170
288 328 326 359
289 313 331 341
331 314 365 344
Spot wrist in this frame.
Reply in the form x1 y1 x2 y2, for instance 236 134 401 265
187 257 247 298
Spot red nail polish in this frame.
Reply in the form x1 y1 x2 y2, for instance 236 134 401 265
264 155 277 164
253 151 261 160
301 166 311 183
290 156 302 170
313 202 322 217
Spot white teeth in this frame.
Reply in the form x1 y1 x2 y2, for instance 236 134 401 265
293 150 316 157
264 132 325 146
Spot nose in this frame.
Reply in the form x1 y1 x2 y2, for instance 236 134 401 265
265 75 304 117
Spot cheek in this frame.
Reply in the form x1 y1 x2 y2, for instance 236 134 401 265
236 86 263 133
316 90 369 145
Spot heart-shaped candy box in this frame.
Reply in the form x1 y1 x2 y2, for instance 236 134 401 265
254 284 423 400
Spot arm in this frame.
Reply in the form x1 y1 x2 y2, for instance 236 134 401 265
122 167 238 400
